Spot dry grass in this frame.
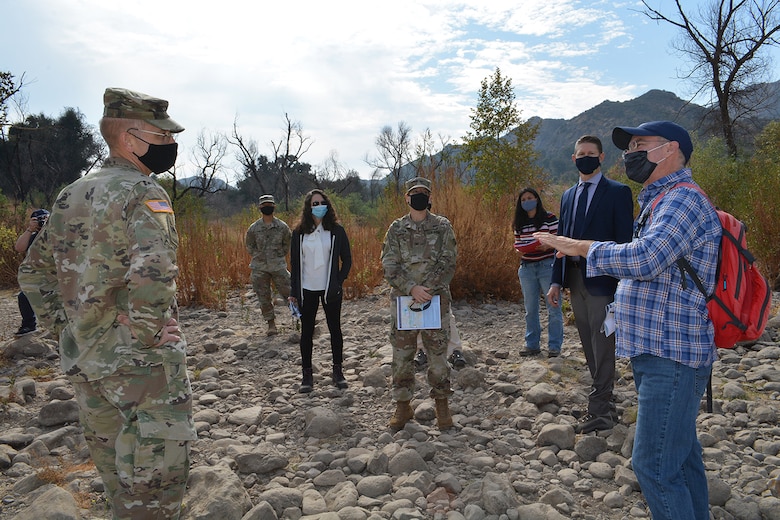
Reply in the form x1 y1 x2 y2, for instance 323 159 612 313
3 160 779 309
176 215 250 309
35 455 96 486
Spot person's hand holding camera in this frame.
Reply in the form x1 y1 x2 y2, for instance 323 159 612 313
27 217 42 233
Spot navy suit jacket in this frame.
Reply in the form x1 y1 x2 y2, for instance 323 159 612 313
552 175 634 296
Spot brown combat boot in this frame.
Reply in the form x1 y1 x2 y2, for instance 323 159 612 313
435 398 453 429
266 320 278 336
388 401 414 430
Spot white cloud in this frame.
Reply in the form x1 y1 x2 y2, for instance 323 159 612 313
2 0 698 180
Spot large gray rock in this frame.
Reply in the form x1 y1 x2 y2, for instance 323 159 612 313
304 406 343 438
11 485 80 520
184 463 252 520
38 399 79 427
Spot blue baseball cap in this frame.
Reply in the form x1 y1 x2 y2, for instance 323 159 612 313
612 121 693 163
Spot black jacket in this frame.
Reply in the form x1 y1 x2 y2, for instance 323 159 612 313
290 224 352 305
552 176 634 296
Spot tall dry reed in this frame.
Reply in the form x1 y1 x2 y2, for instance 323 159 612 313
176 215 250 309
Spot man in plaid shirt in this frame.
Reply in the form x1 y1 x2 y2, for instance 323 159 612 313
536 121 721 520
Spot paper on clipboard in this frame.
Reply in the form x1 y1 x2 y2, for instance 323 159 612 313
396 295 442 330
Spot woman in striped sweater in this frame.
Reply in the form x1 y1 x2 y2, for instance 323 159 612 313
513 187 564 358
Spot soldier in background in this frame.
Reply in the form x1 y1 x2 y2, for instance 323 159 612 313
381 177 457 430
14 208 49 336
18 88 196 520
245 194 292 336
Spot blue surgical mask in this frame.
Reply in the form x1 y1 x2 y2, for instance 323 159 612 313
521 199 537 212
311 205 328 219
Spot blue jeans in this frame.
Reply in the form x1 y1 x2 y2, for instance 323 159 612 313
517 260 563 352
631 354 711 520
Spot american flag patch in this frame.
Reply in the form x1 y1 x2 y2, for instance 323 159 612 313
145 200 174 213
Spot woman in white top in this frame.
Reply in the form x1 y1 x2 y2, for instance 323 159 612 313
289 190 352 393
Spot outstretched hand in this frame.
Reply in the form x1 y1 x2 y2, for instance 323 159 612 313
534 232 594 258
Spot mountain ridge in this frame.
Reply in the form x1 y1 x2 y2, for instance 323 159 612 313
529 81 780 179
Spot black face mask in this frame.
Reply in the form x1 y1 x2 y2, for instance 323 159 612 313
409 192 430 211
134 142 178 173
623 151 658 184
260 206 275 216
575 156 601 175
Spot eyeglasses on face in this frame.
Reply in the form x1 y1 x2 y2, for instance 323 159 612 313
626 138 668 152
128 128 177 142
311 201 327 207
622 139 669 159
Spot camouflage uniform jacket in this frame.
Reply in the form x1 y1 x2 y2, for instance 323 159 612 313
18 157 184 382
245 217 291 272
381 212 457 300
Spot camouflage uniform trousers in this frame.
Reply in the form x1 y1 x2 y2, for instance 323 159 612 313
390 297 454 401
73 362 196 520
251 267 291 322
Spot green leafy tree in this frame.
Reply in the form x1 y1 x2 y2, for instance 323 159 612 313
688 124 780 284
460 67 544 198
641 0 780 157
0 108 104 206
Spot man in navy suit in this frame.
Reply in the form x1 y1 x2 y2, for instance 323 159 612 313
547 135 634 434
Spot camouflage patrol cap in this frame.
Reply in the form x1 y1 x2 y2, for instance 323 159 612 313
103 88 185 133
258 194 275 205
405 177 432 194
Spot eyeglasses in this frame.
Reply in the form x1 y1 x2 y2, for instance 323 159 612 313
626 139 668 151
622 139 669 159
408 300 432 312
128 128 177 142
311 201 327 207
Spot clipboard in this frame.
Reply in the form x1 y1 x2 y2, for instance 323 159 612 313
396 295 442 330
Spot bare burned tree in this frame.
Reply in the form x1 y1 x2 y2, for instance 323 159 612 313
168 129 228 201
271 113 313 210
317 150 346 184
410 128 453 180
365 121 413 196
229 117 270 194
314 150 352 193
641 0 780 156
0 71 27 130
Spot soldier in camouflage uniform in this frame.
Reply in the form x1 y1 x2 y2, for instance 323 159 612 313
18 88 196 520
245 194 292 335
381 177 457 430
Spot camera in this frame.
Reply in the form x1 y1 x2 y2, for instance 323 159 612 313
31 209 50 230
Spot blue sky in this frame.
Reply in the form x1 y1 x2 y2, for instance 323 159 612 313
3 0 778 182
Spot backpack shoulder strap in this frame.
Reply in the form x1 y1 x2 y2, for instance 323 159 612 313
644 182 714 297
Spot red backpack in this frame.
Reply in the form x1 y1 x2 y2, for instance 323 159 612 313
650 182 771 349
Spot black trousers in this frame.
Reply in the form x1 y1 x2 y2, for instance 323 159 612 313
567 266 616 417
18 292 36 329
299 289 344 369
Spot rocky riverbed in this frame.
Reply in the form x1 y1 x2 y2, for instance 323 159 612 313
2 287 780 520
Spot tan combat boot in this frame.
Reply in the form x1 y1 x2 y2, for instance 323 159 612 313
266 320 278 336
388 401 414 430
435 398 453 429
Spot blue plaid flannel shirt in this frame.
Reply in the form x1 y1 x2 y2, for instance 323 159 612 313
586 168 721 368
